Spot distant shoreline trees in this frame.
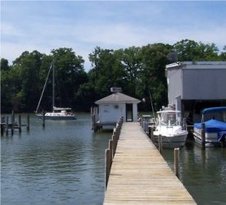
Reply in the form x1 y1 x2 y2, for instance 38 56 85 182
1 39 226 113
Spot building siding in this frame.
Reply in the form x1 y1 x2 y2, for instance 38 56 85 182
167 67 183 105
182 68 226 100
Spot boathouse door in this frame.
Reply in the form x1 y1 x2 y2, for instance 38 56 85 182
126 103 133 122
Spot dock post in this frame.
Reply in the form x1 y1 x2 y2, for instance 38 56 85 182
148 126 153 140
1 124 4 136
201 123 205 149
27 114 30 131
6 116 9 136
18 115 22 133
174 148 180 178
105 148 110 188
109 139 113 160
11 111 15 135
42 112 45 128
158 135 162 153
112 134 116 157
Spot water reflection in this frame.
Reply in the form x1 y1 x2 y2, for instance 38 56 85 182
2 115 226 205
1 113 111 205
161 143 226 205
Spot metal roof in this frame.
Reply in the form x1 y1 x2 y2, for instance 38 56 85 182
95 92 141 104
166 61 226 70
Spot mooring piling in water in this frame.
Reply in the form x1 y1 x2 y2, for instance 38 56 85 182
1 113 31 136
201 122 206 149
27 114 30 131
18 115 22 133
42 112 45 128
158 134 163 153
174 147 180 178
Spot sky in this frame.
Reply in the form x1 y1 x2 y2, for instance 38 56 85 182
1 0 226 70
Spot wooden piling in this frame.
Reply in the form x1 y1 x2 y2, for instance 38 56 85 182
11 111 14 135
27 114 30 131
174 148 180 178
18 115 22 133
148 126 154 140
201 123 206 149
109 140 113 163
112 134 117 157
1 123 4 136
6 116 9 136
42 112 45 128
158 135 162 153
105 117 123 188
105 148 111 188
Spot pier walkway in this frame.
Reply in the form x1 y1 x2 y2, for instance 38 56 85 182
103 122 196 205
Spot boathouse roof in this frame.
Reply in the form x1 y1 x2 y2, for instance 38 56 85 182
95 92 140 104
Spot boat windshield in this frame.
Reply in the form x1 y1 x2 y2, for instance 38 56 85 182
158 111 181 126
202 111 226 122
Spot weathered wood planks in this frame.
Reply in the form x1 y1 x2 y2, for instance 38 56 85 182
103 122 196 205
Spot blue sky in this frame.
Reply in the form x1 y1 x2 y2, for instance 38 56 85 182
1 1 226 70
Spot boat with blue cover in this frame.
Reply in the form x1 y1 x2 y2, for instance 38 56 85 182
193 107 226 147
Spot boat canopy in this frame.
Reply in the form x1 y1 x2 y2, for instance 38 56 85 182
202 107 226 114
194 119 226 133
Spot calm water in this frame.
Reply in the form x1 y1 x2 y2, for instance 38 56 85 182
1 114 226 205
1 113 111 205
162 143 226 205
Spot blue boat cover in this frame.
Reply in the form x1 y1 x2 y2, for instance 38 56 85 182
194 119 226 133
202 107 226 114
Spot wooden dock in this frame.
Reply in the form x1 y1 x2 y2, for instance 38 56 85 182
103 122 196 205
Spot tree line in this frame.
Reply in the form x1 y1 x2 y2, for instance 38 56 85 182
1 39 226 113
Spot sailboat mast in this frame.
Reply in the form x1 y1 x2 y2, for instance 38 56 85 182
35 63 53 113
52 62 55 111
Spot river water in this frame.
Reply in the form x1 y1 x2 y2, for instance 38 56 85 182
1 113 226 205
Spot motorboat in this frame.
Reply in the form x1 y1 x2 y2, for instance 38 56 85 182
193 107 226 147
153 106 188 148
35 62 76 120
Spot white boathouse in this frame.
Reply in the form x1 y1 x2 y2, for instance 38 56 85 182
92 88 140 130
166 61 226 122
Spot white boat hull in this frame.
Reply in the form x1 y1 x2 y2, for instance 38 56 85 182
153 131 188 148
152 107 188 148
36 113 76 120
193 128 221 147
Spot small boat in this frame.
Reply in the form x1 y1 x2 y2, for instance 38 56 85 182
35 62 76 120
193 107 226 147
153 106 188 148
36 106 76 120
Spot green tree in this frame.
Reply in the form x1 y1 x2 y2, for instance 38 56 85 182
11 50 44 111
173 39 219 61
50 48 87 110
140 43 172 111
116 46 143 97
1 58 12 112
88 47 125 99
220 46 226 60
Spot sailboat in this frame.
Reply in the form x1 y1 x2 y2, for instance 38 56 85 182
35 62 76 120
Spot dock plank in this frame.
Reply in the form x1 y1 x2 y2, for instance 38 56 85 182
103 122 196 205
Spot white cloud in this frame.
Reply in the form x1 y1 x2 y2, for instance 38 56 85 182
1 1 226 70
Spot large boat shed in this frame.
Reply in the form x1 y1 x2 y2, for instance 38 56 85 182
166 61 226 122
